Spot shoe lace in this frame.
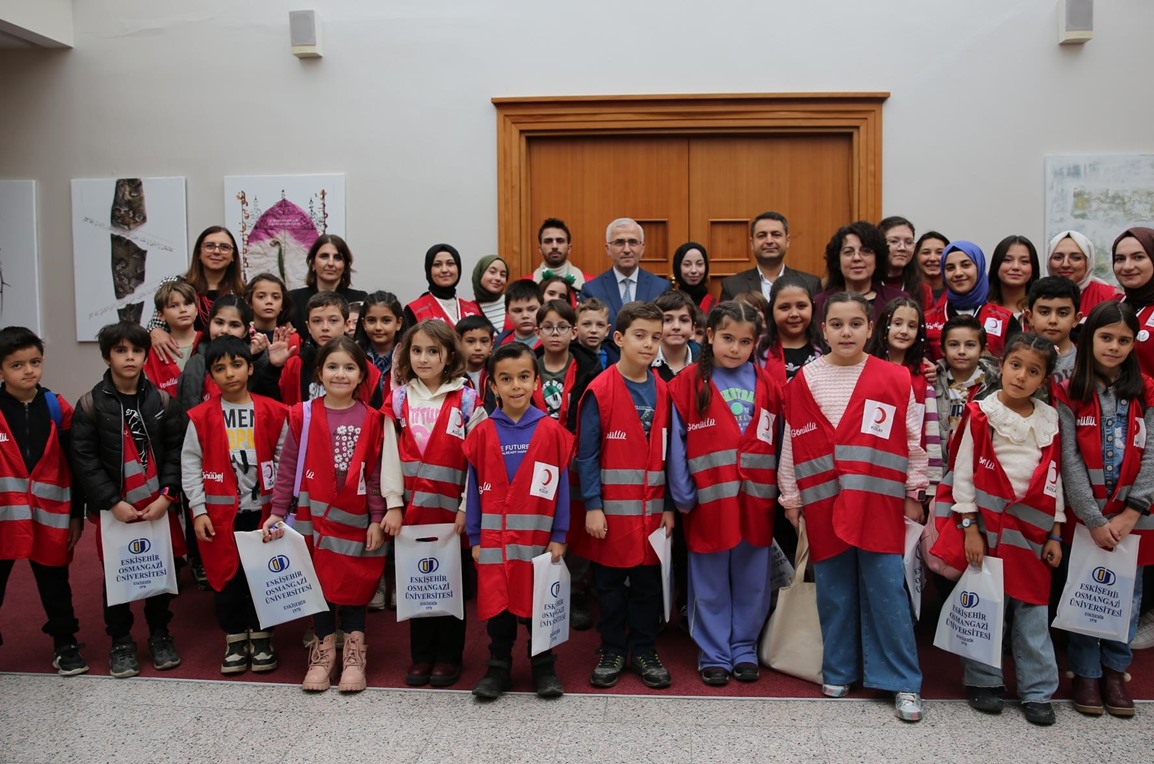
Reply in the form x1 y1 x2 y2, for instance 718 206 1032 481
309 641 332 667
597 652 621 669
896 692 920 705
636 653 663 670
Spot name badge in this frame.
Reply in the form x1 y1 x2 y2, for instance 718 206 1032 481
983 316 1004 337
530 461 559 501
756 409 775 445
446 407 466 439
357 464 367 496
1136 418 1147 450
260 460 276 491
861 399 897 439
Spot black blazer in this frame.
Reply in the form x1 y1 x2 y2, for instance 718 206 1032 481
718 266 822 302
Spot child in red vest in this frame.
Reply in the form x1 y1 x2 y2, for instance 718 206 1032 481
354 290 403 410
143 281 199 396
757 274 822 385
0 326 87 675
464 342 574 700
668 301 783 686
383 319 486 688
183 337 287 675
933 315 1002 448
932 332 1063 726
574 301 674 690
779 292 928 721
496 279 543 349
264 336 395 693
1057 302 1154 718
176 295 253 413
71 321 185 679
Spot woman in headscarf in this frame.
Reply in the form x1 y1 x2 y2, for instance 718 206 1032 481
671 241 716 315
470 254 510 330
813 220 909 322
1114 227 1154 376
403 243 482 326
1047 230 1122 317
924 240 1019 361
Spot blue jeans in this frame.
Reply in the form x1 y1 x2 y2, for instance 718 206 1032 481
813 547 922 693
1066 566 1145 678
962 596 1057 703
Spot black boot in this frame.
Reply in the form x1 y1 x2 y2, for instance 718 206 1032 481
472 658 513 701
571 591 593 631
531 653 564 698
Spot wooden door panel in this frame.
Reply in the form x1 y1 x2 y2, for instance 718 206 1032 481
688 134 854 288
526 136 689 280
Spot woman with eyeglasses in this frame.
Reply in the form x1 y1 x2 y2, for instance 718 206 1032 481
148 226 247 363
1046 230 1122 317
878 217 933 311
813 220 910 324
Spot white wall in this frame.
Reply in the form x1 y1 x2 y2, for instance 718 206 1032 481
0 0 73 46
1 0 1152 399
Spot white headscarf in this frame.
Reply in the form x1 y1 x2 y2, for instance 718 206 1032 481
1046 230 1099 289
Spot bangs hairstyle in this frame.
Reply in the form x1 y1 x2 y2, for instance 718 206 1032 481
244 272 295 326
393 319 466 384
153 280 197 313
488 341 539 379
654 289 696 315
0 325 44 362
454 314 495 338
537 299 576 325
758 273 820 360
823 221 890 291
185 226 245 297
989 235 1041 310
1026 275 1080 311
354 290 404 350
209 294 254 327
305 291 350 320
313 335 370 391
576 297 609 318
695 301 763 417
1001 332 1058 378
1069 301 1142 403
821 291 872 322
539 275 575 304
204 335 253 369
305 234 354 290
733 289 768 317
504 278 543 310
97 321 151 360
866 296 927 368
940 314 987 353
614 301 664 334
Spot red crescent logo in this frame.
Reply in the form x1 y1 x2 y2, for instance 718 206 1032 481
874 408 887 424
541 468 555 487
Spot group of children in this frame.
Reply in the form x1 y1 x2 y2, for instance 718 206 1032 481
0 256 1149 727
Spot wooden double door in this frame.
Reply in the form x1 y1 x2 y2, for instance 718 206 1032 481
525 133 854 290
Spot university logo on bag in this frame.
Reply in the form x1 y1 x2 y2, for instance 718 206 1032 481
959 590 980 608
268 555 291 573
128 538 151 555
861 399 896 439
530 461 559 501
550 581 561 598
418 557 440 574
1092 567 1117 586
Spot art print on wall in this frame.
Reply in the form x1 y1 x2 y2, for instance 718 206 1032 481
223 174 346 290
71 177 188 341
0 180 43 334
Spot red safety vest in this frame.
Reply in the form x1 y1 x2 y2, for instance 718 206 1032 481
289 399 386 605
668 363 781 553
1079 280 1122 318
1063 376 1154 565
1127 302 1154 379
925 301 1013 361
931 403 1060 605
186 394 287 592
143 333 200 396
532 356 579 426
463 416 574 620
390 386 473 527
786 357 911 563
407 293 482 325
279 356 380 407
0 394 73 566
570 366 668 568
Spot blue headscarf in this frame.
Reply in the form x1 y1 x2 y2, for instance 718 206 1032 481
941 240 988 311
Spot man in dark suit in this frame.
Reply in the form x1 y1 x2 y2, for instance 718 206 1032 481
579 217 672 325
719 211 823 301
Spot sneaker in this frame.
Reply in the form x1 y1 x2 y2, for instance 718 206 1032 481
822 683 850 698
191 559 209 591
52 643 89 677
368 578 387 611
1022 701 1056 726
965 685 1004 714
700 666 729 686
732 662 760 683
590 652 625 688
895 692 924 722
630 652 671 689
148 631 181 671
249 631 278 673
221 634 250 674
1132 611 1154 650
109 637 140 679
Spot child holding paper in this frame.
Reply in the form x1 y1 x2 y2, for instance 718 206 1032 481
1057 302 1154 718
464 342 574 700
182 337 287 675
932 332 1063 726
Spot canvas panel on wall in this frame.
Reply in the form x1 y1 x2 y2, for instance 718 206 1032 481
223 173 346 290
71 177 189 341
0 180 43 335
1045 155 1154 286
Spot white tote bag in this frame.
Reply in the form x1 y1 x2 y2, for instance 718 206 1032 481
648 526 673 623
234 526 328 629
100 513 179 606
394 523 463 621
903 518 927 621
1052 524 1141 642
758 519 824 684
933 557 1005 668
531 552 571 656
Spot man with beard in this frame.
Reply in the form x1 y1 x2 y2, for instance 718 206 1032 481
720 212 822 301
531 218 592 294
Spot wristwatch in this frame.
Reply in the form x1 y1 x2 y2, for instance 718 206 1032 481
959 516 976 530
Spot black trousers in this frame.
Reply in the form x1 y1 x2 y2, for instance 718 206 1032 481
592 562 663 658
486 609 555 661
315 603 366 638
410 612 467 665
0 559 80 645
213 511 262 633
103 588 173 640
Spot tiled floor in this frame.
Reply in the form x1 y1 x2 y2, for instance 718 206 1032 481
1 673 1150 763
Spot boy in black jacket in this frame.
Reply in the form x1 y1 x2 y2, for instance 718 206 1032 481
71 321 185 678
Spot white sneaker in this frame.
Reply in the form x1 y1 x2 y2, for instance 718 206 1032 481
895 692 924 722
1132 611 1154 650
368 579 387 611
822 683 850 698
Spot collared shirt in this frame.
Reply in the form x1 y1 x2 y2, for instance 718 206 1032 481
614 267 637 302
757 263 785 300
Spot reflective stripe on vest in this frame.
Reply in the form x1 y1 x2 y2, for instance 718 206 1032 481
31 507 70 529
402 461 467 485
0 505 32 522
317 535 386 558
325 506 369 531
475 543 547 565
410 491 460 512
0 476 29 492
480 514 554 533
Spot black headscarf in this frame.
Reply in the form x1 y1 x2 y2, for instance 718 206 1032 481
1114 227 1154 310
424 243 462 300
672 241 710 308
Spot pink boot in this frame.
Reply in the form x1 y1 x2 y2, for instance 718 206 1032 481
338 631 367 693
302 633 336 692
